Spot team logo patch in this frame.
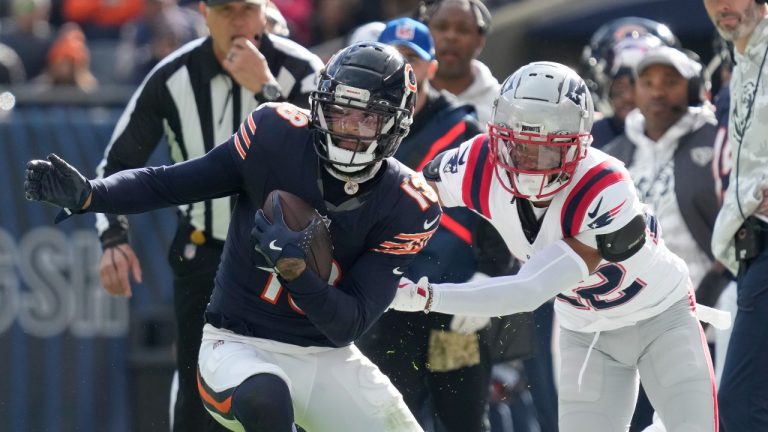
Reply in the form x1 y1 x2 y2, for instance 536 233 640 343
588 199 626 229
565 78 588 109
444 147 469 173
404 63 417 94
396 23 416 41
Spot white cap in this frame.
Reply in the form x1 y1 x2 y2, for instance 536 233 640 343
635 46 701 79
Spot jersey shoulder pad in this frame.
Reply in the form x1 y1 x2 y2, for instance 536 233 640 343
560 156 640 238
231 103 310 160
438 134 494 216
372 161 442 256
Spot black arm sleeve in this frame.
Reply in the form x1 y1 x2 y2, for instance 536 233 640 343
596 214 647 262
89 143 241 215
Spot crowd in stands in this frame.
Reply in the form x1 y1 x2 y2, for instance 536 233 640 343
0 0 520 90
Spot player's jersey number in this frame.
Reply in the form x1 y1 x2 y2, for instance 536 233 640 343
557 263 646 310
401 175 439 211
260 261 341 314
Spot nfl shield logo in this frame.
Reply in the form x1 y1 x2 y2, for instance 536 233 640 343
396 24 416 41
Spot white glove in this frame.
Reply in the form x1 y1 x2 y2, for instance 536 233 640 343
449 315 491 334
390 276 431 312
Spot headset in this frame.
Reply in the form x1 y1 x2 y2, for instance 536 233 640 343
683 49 708 106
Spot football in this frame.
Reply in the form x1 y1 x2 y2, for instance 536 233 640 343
262 190 333 281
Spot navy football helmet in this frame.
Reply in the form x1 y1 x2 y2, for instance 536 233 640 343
311 42 417 182
581 17 680 114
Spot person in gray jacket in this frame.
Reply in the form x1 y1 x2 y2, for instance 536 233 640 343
602 46 729 306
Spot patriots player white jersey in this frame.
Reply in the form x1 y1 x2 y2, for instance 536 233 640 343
434 135 691 333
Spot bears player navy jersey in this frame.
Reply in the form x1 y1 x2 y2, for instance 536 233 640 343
87 102 441 347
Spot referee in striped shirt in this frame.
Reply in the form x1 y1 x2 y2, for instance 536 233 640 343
93 1 322 430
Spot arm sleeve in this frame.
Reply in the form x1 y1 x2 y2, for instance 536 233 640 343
430 240 589 316
88 142 242 214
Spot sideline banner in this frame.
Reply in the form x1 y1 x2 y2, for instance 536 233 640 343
1 106 175 432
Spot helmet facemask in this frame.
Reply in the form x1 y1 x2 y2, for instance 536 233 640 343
489 124 588 201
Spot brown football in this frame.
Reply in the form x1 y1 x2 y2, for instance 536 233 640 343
262 190 333 281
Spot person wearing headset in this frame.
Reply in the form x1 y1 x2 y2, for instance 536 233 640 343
702 0 768 430
602 46 729 319
601 45 730 432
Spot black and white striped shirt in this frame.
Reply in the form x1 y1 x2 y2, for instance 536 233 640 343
95 34 323 244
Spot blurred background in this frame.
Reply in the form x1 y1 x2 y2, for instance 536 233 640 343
0 0 717 431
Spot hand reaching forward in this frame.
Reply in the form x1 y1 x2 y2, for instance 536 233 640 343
390 276 431 312
25 153 91 210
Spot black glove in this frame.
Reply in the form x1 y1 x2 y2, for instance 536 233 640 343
250 194 320 271
25 153 91 211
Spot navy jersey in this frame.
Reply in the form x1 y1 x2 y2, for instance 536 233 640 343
88 102 441 347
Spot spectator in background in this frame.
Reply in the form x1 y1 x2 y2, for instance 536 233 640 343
271 0 312 45
0 0 53 79
602 45 728 327
346 21 385 45
701 0 768 430
0 42 26 84
602 47 729 432
581 17 681 149
356 17 489 432
419 0 499 127
310 0 361 46
115 0 206 84
62 0 145 39
33 23 98 92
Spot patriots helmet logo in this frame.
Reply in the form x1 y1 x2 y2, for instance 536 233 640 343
565 78 588 109
588 200 626 229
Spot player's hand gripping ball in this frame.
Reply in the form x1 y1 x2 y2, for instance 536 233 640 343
252 190 332 281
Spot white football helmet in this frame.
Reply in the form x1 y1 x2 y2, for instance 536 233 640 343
488 61 594 202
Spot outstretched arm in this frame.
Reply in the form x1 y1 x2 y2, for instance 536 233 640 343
393 237 599 316
25 144 242 216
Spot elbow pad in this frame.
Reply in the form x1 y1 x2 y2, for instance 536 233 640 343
422 151 449 182
596 214 646 262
